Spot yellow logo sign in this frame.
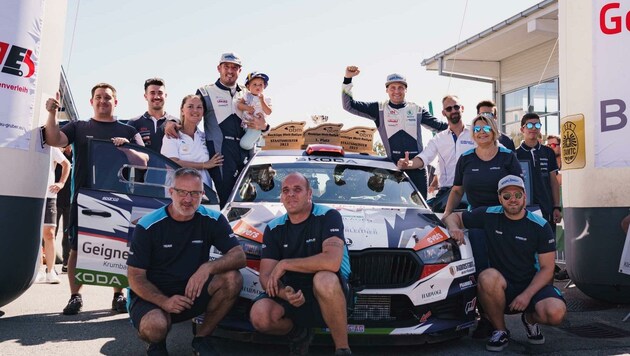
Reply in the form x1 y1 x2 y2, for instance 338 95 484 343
560 114 586 169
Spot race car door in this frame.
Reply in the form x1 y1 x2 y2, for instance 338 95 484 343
75 139 219 287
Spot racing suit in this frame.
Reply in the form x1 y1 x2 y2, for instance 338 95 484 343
342 78 447 198
197 80 251 206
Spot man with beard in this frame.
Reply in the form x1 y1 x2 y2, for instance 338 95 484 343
396 95 475 210
476 100 516 151
127 78 178 153
164 53 269 207
342 65 447 198
127 168 246 355
443 175 566 352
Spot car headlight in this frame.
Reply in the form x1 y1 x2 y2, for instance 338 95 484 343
416 240 459 264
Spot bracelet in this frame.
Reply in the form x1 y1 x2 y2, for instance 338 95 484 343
553 206 562 212
261 124 271 133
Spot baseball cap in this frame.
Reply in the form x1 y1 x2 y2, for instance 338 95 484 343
219 52 242 66
245 72 269 88
497 175 525 192
385 73 407 87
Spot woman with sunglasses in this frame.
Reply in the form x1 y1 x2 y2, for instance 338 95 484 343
161 95 224 189
444 115 522 216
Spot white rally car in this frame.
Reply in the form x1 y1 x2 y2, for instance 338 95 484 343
74 138 477 344
213 144 478 344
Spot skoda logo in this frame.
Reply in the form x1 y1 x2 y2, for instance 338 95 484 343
345 238 353 246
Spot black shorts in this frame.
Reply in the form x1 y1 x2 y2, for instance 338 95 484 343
253 274 353 328
129 278 212 330
44 198 57 225
504 282 566 314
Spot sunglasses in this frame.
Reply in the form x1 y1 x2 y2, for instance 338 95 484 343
480 112 495 119
524 122 542 130
473 125 492 133
547 143 559 148
501 191 524 200
444 105 461 112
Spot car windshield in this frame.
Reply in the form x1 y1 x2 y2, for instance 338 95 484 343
233 162 427 208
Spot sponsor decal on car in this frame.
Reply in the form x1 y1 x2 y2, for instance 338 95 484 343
449 261 475 277
413 226 449 251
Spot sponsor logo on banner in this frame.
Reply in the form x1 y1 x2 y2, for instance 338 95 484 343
0 41 36 78
0 0 44 149
593 0 630 167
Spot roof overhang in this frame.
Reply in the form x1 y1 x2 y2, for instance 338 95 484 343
421 0 558 80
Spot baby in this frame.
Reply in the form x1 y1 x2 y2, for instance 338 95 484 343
238 72 272 150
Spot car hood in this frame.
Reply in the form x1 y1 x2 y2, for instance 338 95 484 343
226 202 447 250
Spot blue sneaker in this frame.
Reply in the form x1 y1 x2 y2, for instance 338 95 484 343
486 330 509 352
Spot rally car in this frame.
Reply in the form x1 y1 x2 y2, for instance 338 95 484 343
74 138 477 344
212 144 478 344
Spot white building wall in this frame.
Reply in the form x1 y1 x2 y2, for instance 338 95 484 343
500 39 559 94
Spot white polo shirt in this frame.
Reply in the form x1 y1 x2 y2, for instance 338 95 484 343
161 129 212 188
416 126 475 188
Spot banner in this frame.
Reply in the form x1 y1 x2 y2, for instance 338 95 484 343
594 1 630 167
0 0 45 150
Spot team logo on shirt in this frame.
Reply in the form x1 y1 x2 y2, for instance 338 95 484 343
515 236 527 241
305 238 316 244
217 97 228 106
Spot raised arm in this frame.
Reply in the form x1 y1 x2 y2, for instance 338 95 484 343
341 65 380 122
44 96 69 147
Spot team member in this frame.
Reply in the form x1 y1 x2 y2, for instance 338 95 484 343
546 134 562 184
55 145 73 273
44 84 144 315
161 95 223 189
516 113 562 231
127 78 178 153
249 173 352 356
476 100 515 151
397 95 475 209
127 168 245 355
164 52 269 207
342 65 447 198
444 175 566 352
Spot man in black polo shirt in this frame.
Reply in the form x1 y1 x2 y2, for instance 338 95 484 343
516 113 562 231
444 175 566 352
249 173 352 356
127 77 178 153
127 168 246 355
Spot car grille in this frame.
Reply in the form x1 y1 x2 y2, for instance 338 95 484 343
350 294 414 324
350 249 422 289
349 293 470 327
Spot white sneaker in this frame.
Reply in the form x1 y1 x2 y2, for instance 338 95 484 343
46 270 61 284
35 270 46 284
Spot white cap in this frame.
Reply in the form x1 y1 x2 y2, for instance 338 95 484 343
497 175 525 192
385 73 407 87
219 52 242 66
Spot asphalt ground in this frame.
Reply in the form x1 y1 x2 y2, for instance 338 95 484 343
1 266 630 356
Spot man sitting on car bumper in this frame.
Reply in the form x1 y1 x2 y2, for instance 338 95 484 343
249 172 353 356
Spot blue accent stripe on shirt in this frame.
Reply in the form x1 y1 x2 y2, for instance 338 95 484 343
526 211 548 227
197 205 221 220
138 207 169 229
462 148 475 156
312 203 331 216
267 214 289 230
485 206 504 214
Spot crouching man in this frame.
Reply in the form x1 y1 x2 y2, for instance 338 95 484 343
443 175 566 352
249 173 353 356
127 168 246 355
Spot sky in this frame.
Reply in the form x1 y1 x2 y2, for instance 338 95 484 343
61 0 542 137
